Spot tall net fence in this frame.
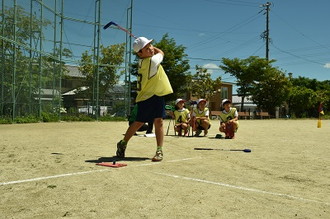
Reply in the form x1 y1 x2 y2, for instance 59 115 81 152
0 0 133 121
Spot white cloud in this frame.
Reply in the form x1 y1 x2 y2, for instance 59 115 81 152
324 63 330 69
203 63 220 74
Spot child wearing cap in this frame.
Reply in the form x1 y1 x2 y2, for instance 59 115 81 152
191 99 211 137
173 99 190 136
219 99 239 139
116 37 173 162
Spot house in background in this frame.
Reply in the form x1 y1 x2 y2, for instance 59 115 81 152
186 81 234 111
62 65 126 115
232 94 257 112
208 82 233 111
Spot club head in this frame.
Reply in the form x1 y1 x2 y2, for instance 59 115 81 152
103 21 118 30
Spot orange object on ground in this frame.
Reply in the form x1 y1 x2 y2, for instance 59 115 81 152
96 162 127 168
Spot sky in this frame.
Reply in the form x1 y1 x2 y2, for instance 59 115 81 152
12 0 330 86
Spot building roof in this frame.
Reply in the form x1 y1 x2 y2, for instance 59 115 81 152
65 65 85 78
232 95 256 104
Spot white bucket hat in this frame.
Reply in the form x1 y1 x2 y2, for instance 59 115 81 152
133 37 153 53
197 99 207 105
222 99 231 106
175 98 185 105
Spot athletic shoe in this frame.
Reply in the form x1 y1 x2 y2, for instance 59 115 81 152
116 140 127 158
194 129 202 137
152 151 163 162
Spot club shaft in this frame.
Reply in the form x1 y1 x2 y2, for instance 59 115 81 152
116 24 136 38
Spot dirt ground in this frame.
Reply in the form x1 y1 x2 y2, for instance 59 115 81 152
0 119 329 218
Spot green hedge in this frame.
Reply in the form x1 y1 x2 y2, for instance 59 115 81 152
0 113 127 124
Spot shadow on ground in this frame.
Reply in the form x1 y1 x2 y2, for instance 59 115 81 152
85 156 150 163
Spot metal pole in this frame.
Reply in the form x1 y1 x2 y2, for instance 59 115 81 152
124 12 129 116
38 0 43 119
128 0 133 112
52 0 57 113
1 0 5 116
29 0 33 114
125 0 133 116
95 0 101 119
92 0 97 117
58 0 63 119
265 2 270 60
12 0 17 120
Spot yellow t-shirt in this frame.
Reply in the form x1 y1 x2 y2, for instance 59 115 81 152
193 107 209 118
219 107 239 130
219 107 237 123
173 108 190 124
136 56 173 102
193 107 209 125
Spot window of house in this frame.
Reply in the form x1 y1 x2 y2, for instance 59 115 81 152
221 87 228 99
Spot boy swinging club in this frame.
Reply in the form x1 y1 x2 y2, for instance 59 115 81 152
116 37 173 162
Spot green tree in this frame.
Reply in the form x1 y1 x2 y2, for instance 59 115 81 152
288 86 317 118
220 56 274 111
251 68 290 115
154 34 190 100
79 43 125 101
190 66 222 100
1 6 69 117
288 77 330 117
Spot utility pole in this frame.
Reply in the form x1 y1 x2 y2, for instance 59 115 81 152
261 2 271 60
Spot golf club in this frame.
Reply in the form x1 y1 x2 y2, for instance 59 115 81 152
103 21 137 39
194 148 251 153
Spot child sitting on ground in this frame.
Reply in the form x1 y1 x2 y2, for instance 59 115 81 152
172 98 190 136
191 99 211 137
219 99 239 139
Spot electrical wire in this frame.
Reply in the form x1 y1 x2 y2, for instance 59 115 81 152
271 41 325 66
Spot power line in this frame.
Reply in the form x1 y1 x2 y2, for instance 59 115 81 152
272 10 330 52
188 12 262 50
201 0 260 8
271 41 325 66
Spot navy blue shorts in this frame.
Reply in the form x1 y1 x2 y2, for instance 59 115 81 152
136 95 165 123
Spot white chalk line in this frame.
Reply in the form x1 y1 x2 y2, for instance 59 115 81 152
154 172 330 206
0 157 200 186
0 169 109 186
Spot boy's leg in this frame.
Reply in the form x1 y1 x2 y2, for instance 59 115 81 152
117 121 144 158
225 122 234 139
198 119 210 136
152 117 163 161
182 123 189 136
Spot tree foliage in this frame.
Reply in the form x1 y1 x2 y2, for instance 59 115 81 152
220 56 275 110
1 6 70 117
189 66 221 100
288 77 330 117
154 34 190 100
79 43 125 100
250 68 290 114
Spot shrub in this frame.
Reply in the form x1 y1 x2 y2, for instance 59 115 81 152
41 112 60 122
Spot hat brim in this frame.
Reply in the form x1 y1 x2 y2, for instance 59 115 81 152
222 100 231 106
140 39 153 51
175 100 186 105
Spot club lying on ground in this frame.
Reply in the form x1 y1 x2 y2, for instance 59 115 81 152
194 148 251 153
103 21 137 39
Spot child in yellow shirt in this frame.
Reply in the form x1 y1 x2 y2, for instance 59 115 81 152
173 98 190 136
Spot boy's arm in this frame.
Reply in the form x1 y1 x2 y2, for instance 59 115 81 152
153 47 164 56
149 47 164 78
